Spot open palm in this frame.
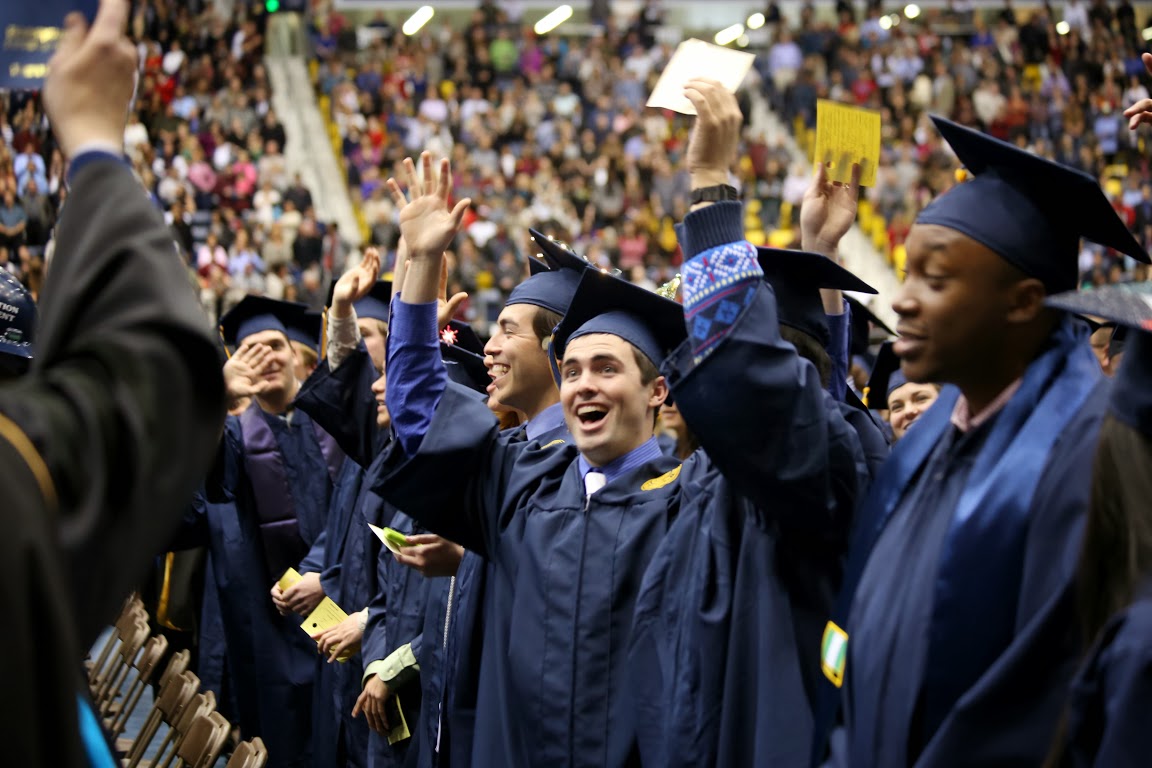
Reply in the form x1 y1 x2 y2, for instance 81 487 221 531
387 152 471 259
801 161 861 255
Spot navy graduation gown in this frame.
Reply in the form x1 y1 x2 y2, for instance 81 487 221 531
204 406 344 768
1060 580 1152 767
823 320 1105 767
411 417 574 768
374 384 695 766
628 281 865 767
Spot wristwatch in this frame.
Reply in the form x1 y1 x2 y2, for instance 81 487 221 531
689 184 740 205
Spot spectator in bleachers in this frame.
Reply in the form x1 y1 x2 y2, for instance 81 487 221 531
0 188 27 253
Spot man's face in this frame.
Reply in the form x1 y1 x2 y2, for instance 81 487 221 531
484 303 555 419
887 382 940 440
893 224 1021 387
358 318 387 373
241 329 298 397
560 334 666 467
370 369 390 429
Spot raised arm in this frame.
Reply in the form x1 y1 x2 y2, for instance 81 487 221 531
668 80 848 520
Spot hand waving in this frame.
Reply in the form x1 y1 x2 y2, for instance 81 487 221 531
331 247 382 317
223 342 273 406
800 161 861 257
387 153 471 261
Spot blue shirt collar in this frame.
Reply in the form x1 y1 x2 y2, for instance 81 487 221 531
525 401 567 441
577 436 663 486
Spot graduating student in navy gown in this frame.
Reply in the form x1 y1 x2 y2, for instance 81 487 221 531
813 117 1151 768
627 80 865 768
1042 283 1152 768
373 151 690 766
296 250 498 768
198 295 348 768
291 256 394 768
424 231 591 768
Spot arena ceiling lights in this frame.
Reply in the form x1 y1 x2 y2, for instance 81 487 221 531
534 5 573 36
402 5 434 36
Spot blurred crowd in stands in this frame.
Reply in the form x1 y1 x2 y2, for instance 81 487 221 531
0 0 339 325
5 0 1152 331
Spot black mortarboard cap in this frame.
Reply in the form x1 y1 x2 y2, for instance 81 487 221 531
220 295 309 347
863 341 908 410
918 117 1149 293
441 344 490 394
756 248 877 347
440 319 485 356
846 295 895 358
505 230 594 315
286 310 322 351
1047 283 1152 434
553 270 686 367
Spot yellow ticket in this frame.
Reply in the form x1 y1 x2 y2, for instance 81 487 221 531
303 598 353 662
386 692 411 745
282 567 353 662
278 567 302 591
814 100 882 187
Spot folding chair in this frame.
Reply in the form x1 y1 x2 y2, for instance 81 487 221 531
122 670 202 767
106 634 169 738
115 649 190 755
94 617 150 719
171 711 230 768
224 739 267 768
141 687 217 768
88 597 146 687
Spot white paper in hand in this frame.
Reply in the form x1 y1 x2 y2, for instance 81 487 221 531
647 39 756 115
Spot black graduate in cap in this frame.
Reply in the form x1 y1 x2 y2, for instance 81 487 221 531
1043 281 1152 768
815 116 1150 768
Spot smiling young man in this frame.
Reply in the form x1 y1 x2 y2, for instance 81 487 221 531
814 118 1151 768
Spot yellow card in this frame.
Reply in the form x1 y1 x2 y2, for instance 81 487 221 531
813 100 881 187
278 567 302 591
386 692 411 745
303 597 353 662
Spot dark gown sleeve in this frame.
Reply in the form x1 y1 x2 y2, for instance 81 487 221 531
295 344 382 468
0 157 225 648
1067 602 1152 768
372 381 524 559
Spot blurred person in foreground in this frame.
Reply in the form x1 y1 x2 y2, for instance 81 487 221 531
1 0 225 763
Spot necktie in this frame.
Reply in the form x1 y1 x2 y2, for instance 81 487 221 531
584 470 606 497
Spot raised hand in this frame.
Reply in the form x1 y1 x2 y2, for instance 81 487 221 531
800 160 862 257
1124 53 1152 130
386 153 471 261
44 0 138 157
683 78 743 189
223 342 273 407
331 247 382 318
